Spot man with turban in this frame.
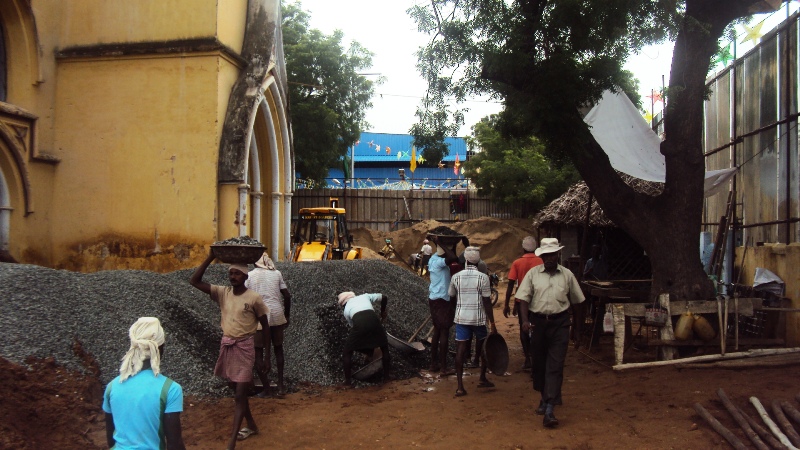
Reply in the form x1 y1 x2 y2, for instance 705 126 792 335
190 252 269 447
246 252 292 398
103 317 185 450
448 246 497 397
503 236 543 371
336 291 391 387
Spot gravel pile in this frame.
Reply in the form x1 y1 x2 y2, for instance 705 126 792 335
0 259 436 396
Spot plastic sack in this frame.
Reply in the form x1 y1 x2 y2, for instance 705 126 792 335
603 305 614 333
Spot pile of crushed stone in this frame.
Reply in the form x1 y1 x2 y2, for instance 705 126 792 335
0 259 435 396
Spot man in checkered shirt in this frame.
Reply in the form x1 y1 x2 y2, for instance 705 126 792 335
448 246 497 397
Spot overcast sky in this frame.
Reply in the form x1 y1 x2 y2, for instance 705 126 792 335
292 1 797 137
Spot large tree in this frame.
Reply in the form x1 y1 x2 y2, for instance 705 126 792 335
283 2 378 185
410 0 771 301
464 115 580 211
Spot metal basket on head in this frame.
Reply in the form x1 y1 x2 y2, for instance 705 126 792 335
426 231 466 250
210 244 266 264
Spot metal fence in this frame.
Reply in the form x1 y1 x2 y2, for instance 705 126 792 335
703 11 800 245
292 188 536 232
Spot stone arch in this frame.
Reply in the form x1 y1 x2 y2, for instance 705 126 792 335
0 119 32 213
0 0 43 93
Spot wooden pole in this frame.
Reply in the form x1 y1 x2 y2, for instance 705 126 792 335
614 347 800 371
657 293 675 361
750 397 799 450
693 403 749 450
782 401 800 428
736 406 789 450
772 400 800 448
716 389 770 450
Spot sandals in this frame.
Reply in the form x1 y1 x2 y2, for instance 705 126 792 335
477 380 495 388
237 427 258 441
454 388 468 397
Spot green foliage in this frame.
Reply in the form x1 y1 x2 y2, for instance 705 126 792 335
464 115 579 210
283 2 379 184
408 0 678 157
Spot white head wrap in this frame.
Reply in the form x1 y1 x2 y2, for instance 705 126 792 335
522 236 537 252
337 291 356 306
119 317 165 382
254 252 275 270
228 263 249 274
464 246 481 264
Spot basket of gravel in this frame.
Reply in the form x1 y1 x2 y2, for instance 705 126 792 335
211 236 266 264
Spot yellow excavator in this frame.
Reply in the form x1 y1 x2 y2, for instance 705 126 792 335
290 198 363 261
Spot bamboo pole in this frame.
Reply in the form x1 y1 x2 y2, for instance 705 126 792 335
614 347 800 371
737 406 790 450
772 400 800 448
694 403 749 450
750 397 799 450
676 354 800 370
716 389 770 450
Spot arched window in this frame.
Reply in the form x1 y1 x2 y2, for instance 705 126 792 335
0 20 6 101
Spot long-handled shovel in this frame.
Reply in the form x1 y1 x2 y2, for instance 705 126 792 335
409 316 431 343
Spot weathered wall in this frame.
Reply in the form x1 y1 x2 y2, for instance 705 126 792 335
737 243 800 346
0 0 291 272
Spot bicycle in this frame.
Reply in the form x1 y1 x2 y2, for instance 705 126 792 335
489 272 500 305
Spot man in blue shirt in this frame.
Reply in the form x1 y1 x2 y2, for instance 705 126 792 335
337 291 391 387
427 235 462 376
103 317 185 450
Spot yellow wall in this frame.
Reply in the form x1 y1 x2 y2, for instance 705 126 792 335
0 0 290 271
737 243 800 346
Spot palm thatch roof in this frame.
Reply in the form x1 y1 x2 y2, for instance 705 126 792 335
533 175 663 228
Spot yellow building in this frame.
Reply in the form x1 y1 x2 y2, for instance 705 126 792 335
0 0 292 272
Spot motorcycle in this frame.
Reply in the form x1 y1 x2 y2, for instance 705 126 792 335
489 272 500 305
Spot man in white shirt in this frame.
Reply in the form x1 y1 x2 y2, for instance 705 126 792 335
448 246 497 397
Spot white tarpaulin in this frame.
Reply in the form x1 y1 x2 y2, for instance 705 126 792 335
583 90 737 197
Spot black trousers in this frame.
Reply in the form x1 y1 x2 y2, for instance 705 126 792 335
528 310 571 406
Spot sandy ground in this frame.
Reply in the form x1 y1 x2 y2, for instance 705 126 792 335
3 218 799 449
4 284 799 449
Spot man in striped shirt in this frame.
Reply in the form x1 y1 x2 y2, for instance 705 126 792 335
448 246 497 397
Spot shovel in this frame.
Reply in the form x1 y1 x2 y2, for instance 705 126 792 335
409 316 431 343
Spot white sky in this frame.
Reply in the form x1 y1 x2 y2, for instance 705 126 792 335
294 0 798 137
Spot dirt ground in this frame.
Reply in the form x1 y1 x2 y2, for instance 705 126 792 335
4 283 799 449
3 218 799 449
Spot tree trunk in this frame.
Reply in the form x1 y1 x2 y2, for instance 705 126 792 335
569 0 760 301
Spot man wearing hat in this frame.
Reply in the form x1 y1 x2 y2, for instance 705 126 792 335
190 252 270 447
448 246 497 397
246 252 292 398
419 239 433 275
515 238 585 428
104 317 186 450
503 236 543 371
336 291 392 387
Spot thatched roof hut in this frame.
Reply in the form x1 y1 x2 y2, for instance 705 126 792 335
533 176 662 281
533 176 663 228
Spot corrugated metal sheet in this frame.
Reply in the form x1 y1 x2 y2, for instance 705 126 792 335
327 167 467 189
352 132 467 162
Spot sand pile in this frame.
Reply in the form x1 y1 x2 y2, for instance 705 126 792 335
352 217 536 278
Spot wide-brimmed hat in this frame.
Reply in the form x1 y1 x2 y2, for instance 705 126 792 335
535 238 564 256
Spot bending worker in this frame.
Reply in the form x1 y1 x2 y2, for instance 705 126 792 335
337 291 392 387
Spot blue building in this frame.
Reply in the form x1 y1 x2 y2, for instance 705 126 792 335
326 132 470 189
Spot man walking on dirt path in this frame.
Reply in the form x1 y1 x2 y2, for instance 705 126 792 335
103 317 186 450
190 253 270 449
516 238 585 428
503 236 543 371
337 291 392 387
246 252 292 398
449 246 497 397
427 235 460 376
